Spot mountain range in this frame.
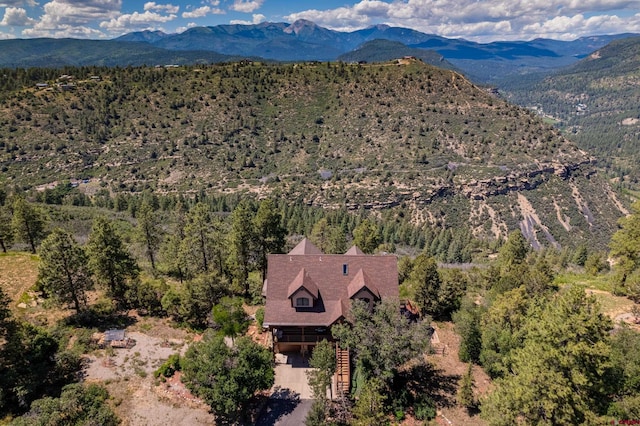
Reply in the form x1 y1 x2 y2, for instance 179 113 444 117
0 20 634 84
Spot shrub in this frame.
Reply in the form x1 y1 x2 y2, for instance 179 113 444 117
154 353 181 379
414 397 436 421
255 307 265 329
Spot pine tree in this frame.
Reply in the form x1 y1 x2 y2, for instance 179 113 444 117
410 254 442 317
11 197 47 254
227 201 256 297
135 201 162 270
254 199 286 281
353 219 380 254
38 228 93 312
457 363 475 411
86 217 139 304
0 206 13 253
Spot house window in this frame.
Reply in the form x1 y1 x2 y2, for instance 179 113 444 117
296 297 310 307
342 264 348 275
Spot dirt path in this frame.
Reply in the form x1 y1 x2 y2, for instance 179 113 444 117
427 322 490 426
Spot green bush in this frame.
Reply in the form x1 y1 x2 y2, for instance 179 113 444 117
414 397 436 421
154 353 181 379
255 307 265 329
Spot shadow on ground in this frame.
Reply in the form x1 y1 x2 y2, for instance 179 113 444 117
397 360 460 409
62 306 137 329
256 387 302 426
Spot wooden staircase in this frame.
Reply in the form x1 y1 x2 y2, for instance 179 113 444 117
335 346 350 396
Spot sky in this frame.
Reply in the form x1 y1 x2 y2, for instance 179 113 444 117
1 0 640 43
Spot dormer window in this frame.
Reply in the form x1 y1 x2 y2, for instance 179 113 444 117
296 297 310 307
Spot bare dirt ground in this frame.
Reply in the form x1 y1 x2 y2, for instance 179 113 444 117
586 289 638 327
426 322 490 426
83 319 216 426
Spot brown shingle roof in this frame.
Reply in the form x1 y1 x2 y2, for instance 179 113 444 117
264 251 398 327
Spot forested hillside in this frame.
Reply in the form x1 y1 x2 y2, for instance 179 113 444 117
504 36 640 191
0 60 626 249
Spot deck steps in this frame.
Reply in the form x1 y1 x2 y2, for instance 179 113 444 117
335 346 350 395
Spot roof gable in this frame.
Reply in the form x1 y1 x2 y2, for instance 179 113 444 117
345 245 365 255
289 238 323 255
287 268 319 300
347 268 380 299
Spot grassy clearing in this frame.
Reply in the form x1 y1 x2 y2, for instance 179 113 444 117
555 271 635 318
0 251 39 308
554 271 612 292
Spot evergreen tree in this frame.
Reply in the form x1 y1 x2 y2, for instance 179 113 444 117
211 296 247 342
37 228 92 312
180 203 225 277
135 201 162 270
480 286 530 378
482 287 614 425
11 383 119 426
353 219 380 254
452 297 484 364
609 200 640 297
86 216 139 304
227 201 256 297
457 363 475 411
306 339 336 400
181 334 274 423
498 230 529 270
0 206 13 252
11 197 47 254
254 199 286 281
410 254 442 318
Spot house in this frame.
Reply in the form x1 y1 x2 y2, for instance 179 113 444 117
263 238 398 393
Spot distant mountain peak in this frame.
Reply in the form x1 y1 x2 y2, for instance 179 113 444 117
284 19 320 35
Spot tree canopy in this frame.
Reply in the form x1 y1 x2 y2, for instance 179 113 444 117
609 200 640 298
181 334 273 423
481 286 614 425
332 298 432 389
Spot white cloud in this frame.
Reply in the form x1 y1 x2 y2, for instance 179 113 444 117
230 13 266 25
144 2 179 14
0 7 36 26
0 1 37 6
182 6 223 19
23 23 106 38
175 21 198 33
36 0 122 26
230 0 263 13
99 10 176 33
20 0 121 37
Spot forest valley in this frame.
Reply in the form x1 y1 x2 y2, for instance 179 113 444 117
0 186 640 425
